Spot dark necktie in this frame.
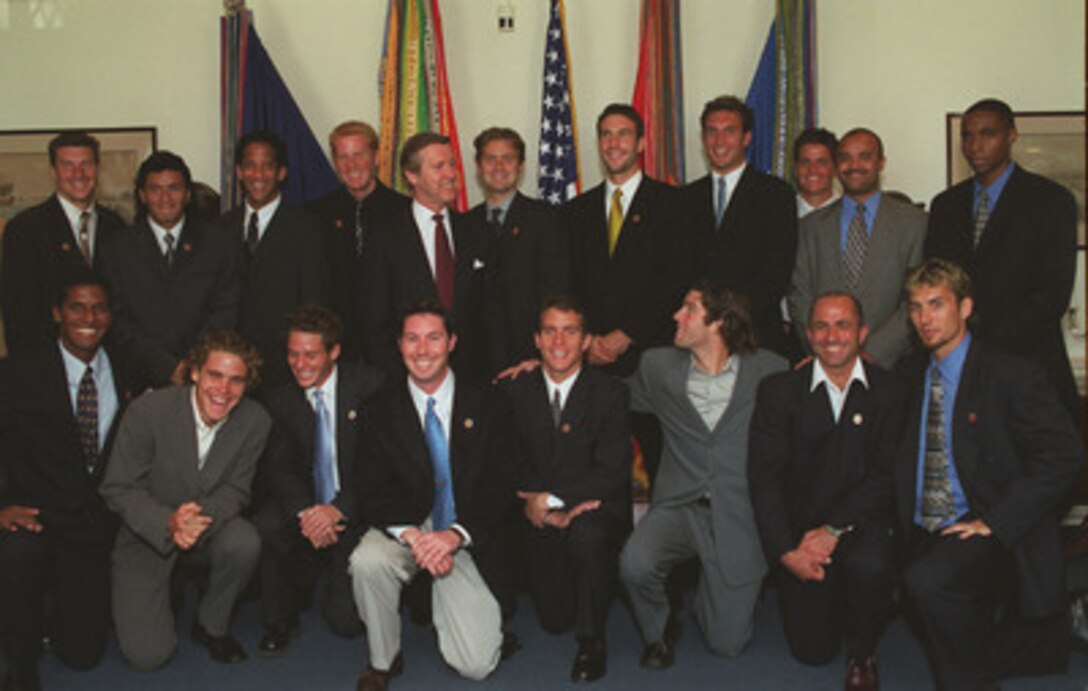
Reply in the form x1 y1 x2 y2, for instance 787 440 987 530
921 365 954 531
550 388 562 428
843 202 868 290
312 390 336 505
78 211 92 265
354 200 365 257
489 207 503 237
973 189 990 249
433 213 455 311
425 397 455 531
163 231 176 268
246 212 260 257
77 365 99 474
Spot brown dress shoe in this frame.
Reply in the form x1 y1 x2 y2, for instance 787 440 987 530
845 656 878 691
357 653 404 691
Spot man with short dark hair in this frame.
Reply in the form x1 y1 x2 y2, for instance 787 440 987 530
683 95 798 357
897 258 1081 690
0 272 137 690
307 121 409 358
349 302 517 690
503 296 631 683
926 98 1079 424
359 133 490 378
254 305 384 655
793 128 839 217
100 150 239 387
467 127 569 375
789 127 927 368
216 130 329 389
2 131 126 354
100 331 272 670
748 291 898 691
619 282 787 667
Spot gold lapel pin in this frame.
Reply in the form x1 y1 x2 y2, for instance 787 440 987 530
631 214 641 224
60 242 72 252
182 243 192 253
464 417 474 429
347 409 358 421
335 219 344 229
560 422 572 434
852 413 863 426
511 226 521 236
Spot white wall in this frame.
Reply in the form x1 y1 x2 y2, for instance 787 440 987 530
0 0 1081 207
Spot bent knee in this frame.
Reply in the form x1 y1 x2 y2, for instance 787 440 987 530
119 635 177 672
454 650 499 681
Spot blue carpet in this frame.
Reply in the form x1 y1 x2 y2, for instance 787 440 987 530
38 586 1088 690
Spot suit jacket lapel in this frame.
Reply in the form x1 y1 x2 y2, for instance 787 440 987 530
711 353 754 434
526 371 558 470
855 197 894 296
336 369 361 479
614 180 649 259
951 342 982 488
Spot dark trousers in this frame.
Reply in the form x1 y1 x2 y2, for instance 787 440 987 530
525 510 622 640
253 504 363 637
0 528 111 674
776 523 895 665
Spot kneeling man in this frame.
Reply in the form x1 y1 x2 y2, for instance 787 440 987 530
748 292 898 690
350 303 517 690
100 331 271 669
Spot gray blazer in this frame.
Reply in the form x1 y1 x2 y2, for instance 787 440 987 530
788 194 926 367
628 346 788 586
100 386 271 564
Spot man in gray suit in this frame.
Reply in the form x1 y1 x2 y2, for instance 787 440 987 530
789 128 927 368
100 331 272 670
619 281 788 668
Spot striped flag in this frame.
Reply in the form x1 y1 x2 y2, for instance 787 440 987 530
632 0 685 186
537 0 581 205
745 0 816 181
220 6 338 208
377 0 468 212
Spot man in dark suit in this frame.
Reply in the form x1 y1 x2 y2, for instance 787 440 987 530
349 302 517 690
925 98 1079 424
2 131 125 355
307 121 409 359
100 331 272 670
466 127 569 375
359 133 489 379
789 128 927 368
682 95 797 357
564 103 690 485
0 272 135 690
217 130 329 389
749 291 898 691
619 282 788 668
254 305 383 655
897 259 1082 690
100 151 239 387
504 296 631 683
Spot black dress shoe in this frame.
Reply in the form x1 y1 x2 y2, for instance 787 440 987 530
192 621 247 664
571 637 606 683
356 653 404 691
257 620 300 657
640 640 675 670
500 631 522 661
845 656 878 691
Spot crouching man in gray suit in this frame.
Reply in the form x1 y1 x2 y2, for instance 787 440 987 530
100 331 272 670
620 281 787 668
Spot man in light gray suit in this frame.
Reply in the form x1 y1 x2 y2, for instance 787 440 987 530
620 281 788 668
100 331 271 670
789 128 926 368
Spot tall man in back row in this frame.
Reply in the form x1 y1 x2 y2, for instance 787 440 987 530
897 259 1082 690
925 98 1080 424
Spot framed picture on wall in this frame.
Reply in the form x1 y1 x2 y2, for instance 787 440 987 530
946 111 1086 394
0 127 157 231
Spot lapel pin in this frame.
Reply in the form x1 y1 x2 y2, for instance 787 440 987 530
560 422 572 434
60 242 72 252
464 417 474 429
852 413 863 426
347 409 358 421
631 214 641 224
182 243 192 253
335 219 344 229
968 412 977 424
511 226 521 236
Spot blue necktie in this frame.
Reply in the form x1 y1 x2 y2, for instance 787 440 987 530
715 176 727 228
425 397 455 530
312 390 336 505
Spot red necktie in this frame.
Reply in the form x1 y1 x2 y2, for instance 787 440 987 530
433 213 455 310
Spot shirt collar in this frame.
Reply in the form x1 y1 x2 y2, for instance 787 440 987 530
931 332 972 379
689 353 737 377
58 339 107 386
974 161 1016 199
605 170 643 205
307 364 339 406
246 194 282 229
810 356 868 393
487 192 516 224
544 367 581 407
842 190 882 219
408 369 455 416
190 386 229 436
57 194 94 230
714 161 746 193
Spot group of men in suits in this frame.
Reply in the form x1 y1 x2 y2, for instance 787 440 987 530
0 89 1083 691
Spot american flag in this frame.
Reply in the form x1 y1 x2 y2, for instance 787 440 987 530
537 0 580 205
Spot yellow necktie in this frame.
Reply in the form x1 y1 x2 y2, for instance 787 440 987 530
608 188 623 256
